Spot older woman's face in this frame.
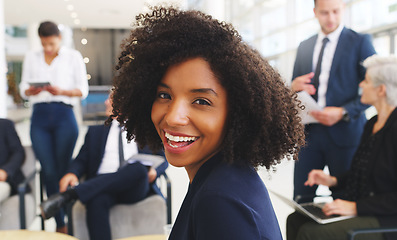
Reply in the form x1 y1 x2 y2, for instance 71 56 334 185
151 58 228 181
359 72 380 105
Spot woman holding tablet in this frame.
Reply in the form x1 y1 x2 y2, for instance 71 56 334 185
19 21 88 233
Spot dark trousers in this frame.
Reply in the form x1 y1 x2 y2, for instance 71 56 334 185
75 162 150 240
287 211 384 240
31 102 78 227
294 124 357 202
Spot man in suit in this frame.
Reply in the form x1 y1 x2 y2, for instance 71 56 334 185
291 0 376 202
40 95 168 240
0 118 26 202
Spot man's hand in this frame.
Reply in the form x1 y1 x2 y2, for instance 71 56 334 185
305 169 337 187
59 173 79 192
148 167 157 183
310 107 344 126
322 199 357 216
291 72 316 94
0 169 8 182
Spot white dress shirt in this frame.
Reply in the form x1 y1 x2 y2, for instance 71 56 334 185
19 46 89 105
97 120 139 174
312 24 344 108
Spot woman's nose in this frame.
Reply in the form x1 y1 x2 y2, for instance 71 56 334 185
165 101 189 126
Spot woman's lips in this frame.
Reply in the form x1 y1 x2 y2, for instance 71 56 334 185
163 131 199 153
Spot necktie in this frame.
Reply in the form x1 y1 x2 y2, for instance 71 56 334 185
312 37 329 101
118 127 125 168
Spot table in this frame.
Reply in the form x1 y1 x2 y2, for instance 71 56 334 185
0 230 78 240
117 234 167 240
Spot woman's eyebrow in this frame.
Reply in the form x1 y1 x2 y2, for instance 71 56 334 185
158 83 169 88
191 88 218 96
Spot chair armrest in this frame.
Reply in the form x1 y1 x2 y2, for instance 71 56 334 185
17 168 38 229
159 172 172 224
348 227 397 240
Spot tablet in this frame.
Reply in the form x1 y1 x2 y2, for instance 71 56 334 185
29 82 51 88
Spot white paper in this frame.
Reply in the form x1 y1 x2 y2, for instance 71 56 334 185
296 91 322 124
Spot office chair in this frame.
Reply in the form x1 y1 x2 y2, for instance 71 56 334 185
349 227 397 240
67 157 172 239
0 146 44 230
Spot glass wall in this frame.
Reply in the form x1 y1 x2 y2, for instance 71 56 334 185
189 0 397 83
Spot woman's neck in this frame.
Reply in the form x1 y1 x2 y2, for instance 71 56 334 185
373 101 396 134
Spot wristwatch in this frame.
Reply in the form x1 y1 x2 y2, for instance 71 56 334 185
341 108 350 122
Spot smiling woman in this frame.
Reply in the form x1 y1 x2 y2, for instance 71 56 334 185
110 6 305 240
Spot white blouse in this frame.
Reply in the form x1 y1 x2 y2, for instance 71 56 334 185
20 46 89 105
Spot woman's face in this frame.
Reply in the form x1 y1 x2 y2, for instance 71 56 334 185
359 72 381 105
151 58 228 181
40 35 61 57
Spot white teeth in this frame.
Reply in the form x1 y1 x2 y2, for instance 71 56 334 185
165 132 197 142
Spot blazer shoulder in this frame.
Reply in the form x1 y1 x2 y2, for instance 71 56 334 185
341 27 371 41
0 118 15 131
0 118 13 125
299 34 317 48
88 124 109 132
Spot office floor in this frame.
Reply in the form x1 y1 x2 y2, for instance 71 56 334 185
10 105 324 239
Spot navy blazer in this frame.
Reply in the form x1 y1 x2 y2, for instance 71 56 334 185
68 124 168 196
0 119 26 195
292 27 376 147
169 153 282 240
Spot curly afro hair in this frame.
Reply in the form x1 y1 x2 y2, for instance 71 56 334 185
110 6 305 169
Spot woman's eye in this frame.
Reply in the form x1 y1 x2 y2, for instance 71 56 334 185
194 99 211 106
158 92 171 99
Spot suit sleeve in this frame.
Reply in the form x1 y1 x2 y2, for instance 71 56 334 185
192 192 262 240
1 120 25 179
342 34 376 119
292 43 307 81
68 128 93 178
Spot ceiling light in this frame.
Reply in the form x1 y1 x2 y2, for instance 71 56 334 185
74 19 81 25
71 12 78 18
83 57 90 63
67 4 74 11
87 74 91 80
81 38 88 45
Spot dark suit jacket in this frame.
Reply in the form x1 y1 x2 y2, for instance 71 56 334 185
0 118 26 195
292 27 376 147
169 153 282 240
67 124 168 196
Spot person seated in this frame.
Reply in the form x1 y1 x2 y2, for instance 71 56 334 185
287 55 397 240
0 118 26 203
40 94 168 240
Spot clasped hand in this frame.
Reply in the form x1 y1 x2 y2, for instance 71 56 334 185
27 85 63 96
291 73 344 126
304 169 357 216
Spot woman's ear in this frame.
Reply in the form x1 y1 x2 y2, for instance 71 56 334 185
378 84 387 98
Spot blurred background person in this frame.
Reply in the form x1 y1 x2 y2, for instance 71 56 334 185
0 118 26 203
287 55 397 240
19 21 88 233
40 94 167 239
291 0 376 202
